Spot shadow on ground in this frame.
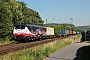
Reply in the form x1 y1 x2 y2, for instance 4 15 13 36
74 45 90 60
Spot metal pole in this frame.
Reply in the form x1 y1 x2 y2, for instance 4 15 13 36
85 33 86 41
70 18 73 33
46 19 48 24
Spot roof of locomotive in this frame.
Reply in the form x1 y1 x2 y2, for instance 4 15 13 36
26 24 46 29
15 24 46 29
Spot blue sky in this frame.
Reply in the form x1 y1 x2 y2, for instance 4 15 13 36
18 0 90 26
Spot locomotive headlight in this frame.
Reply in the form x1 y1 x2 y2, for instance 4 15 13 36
23 33 24 36
13 33 15 36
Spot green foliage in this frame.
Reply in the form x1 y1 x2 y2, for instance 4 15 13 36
81 30 90 42
0 0 44 40
0 2 14 38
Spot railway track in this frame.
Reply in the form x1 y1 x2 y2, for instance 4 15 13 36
0 35 75 56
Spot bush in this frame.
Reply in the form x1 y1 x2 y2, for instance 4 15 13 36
81 31 90 42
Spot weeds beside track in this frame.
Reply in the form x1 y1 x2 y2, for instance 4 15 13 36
0 35 81 60
0 35 80 56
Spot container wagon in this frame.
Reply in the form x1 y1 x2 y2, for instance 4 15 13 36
46 27 54 38
67 30 72 35
61 30 67 36
46 27 54 35
73 31 76 35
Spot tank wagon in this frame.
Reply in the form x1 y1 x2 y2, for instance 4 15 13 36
13 24 54 42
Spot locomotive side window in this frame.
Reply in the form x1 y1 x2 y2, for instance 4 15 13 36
15 25 25 29
31 26 37 34
27 26 36 34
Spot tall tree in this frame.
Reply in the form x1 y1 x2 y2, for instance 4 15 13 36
0 0 44 40
17 1 44 25
0 1 14 38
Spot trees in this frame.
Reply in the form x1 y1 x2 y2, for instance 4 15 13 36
17 1 44 25
0 1 14 39
81 29 90 42
0 0 44 40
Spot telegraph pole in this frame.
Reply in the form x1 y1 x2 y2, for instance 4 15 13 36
70 18 73 31
46 19 48 24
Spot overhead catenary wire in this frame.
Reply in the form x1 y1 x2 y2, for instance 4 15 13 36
20 0 69 23
22 0 57 23
34 0 64 23
23 2 53 21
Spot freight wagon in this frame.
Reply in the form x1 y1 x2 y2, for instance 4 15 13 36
73 31 76 35
67 30 72 35
61 30 79 36
61 30 68 36
46 27 54 36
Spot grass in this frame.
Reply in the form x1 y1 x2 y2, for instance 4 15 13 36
0 35 81 60
0 40 16 45
0 36 16 45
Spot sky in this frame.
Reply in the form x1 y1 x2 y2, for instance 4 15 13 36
18 0 90 26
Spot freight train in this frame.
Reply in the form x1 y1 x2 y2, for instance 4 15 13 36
12 23 79 42
13 24 54 42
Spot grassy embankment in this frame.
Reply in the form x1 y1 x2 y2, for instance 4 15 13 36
0 39 16 45
0 36 16 45
0 35 81 60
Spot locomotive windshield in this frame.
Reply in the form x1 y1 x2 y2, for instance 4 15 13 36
15 24 25 29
